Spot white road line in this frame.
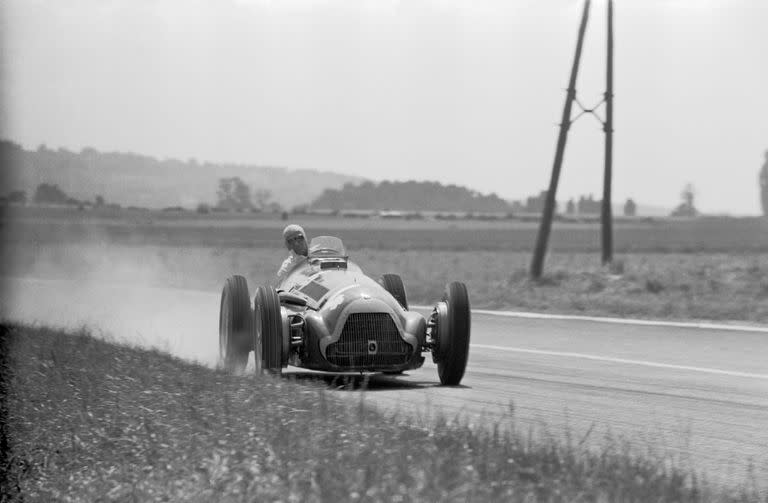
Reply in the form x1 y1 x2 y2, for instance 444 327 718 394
411 305 768 334
471 344 768 380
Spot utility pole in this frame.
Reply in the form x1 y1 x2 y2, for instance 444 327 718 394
531 0 591 279
601 0 614 265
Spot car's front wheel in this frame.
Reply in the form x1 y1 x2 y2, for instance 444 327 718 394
219 275 252 373
254 285 283 374
432 281 471 385
380 273 409 310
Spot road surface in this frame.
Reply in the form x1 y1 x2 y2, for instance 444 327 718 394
3 276 767 487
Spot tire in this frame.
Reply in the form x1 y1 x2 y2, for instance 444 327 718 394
254 285 283 374
437 282 471 386
219 275 252 372
381 273 408 310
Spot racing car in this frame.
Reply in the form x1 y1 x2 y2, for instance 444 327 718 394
219 235 470 385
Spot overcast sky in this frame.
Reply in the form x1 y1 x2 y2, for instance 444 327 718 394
2 0 766 214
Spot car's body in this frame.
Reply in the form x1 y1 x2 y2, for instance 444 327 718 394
276 236 426 373
219 235 471 385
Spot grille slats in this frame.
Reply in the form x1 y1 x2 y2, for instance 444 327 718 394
326 313 411 368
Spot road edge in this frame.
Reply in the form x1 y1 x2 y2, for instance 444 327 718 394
411 305 768 334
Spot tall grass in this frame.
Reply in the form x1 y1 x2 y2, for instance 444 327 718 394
2 323 764 502
5 211 768 323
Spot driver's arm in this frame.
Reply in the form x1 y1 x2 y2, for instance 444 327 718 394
276 256 294 281
277 255 311 281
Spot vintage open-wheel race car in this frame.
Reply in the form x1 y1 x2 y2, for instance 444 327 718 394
219 236 471 385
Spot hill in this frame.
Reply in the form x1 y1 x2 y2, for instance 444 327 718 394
0 140 363 209
0 140 669 216
310 180 513 213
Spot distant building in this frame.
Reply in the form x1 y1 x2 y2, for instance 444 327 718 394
340 209 376 218
306 208 338 216
379 210 406 219
577 194 601 214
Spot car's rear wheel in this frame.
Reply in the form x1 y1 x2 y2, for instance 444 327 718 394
219 275 252 373
434 282 471 386
254 285 283 374
381 273 408 310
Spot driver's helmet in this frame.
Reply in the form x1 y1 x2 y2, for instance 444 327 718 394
283 224 306 243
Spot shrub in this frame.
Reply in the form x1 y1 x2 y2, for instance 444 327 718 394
645 278 666 294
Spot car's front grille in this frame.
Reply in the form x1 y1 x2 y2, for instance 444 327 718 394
326 313 411 367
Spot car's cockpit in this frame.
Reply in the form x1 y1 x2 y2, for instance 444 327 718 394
278 236 362 291
308 236 348 271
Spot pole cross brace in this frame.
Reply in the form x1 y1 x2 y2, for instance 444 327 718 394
572 95 607 126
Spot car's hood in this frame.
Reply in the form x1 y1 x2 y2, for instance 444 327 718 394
284 266 394 310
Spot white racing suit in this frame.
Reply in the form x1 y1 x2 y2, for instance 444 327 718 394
277 252 308 281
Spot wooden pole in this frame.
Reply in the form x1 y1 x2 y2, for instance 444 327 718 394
531 0 591 279
601 0 614 265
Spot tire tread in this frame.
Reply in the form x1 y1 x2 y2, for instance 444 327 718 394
219 275 251 372
381 273 409 310
255 285 283 373
437 281 471 385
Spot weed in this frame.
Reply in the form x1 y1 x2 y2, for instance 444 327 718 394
608 258 626 275
586 275 607 293
645 278 666 294
535 270 570 287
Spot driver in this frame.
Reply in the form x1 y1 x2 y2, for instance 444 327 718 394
277 224 309 280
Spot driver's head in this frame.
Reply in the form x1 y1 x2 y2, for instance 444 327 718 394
282 224 308 256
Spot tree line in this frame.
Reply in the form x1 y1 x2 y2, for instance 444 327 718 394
7 138 764 216
0 183 113 209
309 180 513 213
0 139 358 210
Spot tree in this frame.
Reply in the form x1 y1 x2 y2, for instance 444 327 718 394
253 188 272 210
217 178 233 209
7 190 27 205
670 183 698 217
216 177 252 211
623 198 637 217
681 183 695 209
33 183 69 204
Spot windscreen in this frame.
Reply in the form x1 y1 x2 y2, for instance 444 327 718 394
308 236 346 258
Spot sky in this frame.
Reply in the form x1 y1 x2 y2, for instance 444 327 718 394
2 0 767 214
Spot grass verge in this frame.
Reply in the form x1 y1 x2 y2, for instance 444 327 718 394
2 323 764 502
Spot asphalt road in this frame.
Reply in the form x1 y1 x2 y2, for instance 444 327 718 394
3 276 767 487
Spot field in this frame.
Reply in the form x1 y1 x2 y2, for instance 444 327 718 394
3 207 768 323
2 323 763 502
4 206 768 252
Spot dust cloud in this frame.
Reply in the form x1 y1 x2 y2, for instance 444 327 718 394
1 221 280 365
